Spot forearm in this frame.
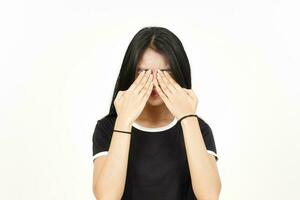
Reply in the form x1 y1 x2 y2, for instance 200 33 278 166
94 117 132 199
181 117 221 200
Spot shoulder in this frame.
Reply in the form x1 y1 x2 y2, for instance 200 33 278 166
96 114 116 127
94 114 117 135
195 115 213 135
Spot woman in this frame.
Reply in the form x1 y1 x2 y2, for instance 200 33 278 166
92 26 221 200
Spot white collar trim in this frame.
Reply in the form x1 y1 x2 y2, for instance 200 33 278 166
132 117 178 132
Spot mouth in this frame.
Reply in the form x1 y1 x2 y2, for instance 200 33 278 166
151 89 159 97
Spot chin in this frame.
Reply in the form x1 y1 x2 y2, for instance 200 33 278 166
147 96 164 106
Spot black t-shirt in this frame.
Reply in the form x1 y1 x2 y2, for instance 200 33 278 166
92 115 218 200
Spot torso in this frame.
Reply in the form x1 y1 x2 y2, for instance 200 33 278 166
121 117 197 200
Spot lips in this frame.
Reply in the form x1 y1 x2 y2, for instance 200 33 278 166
151 89 158 96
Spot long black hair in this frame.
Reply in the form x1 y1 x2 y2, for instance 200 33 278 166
105 26 192 119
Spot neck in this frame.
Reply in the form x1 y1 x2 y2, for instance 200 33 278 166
136 103 174 122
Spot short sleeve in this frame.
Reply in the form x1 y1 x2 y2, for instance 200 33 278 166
92 118 113 162
197 116 219 161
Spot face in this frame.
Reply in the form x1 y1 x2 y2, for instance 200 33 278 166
135 48 174 106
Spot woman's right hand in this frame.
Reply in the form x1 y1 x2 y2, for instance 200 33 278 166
114 69 153 125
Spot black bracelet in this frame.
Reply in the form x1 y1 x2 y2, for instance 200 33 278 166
178 114 198 123
113 129 131 134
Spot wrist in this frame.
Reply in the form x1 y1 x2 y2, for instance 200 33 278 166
115 116 133 131
180 115 198 126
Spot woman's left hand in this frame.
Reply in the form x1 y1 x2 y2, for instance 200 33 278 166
153 69 198 119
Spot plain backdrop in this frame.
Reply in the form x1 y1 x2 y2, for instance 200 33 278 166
1 0 299 199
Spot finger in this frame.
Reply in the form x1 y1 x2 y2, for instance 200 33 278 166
184 88 196 100
159 70 176 94
141 80 154 103
189 89 198 100
163 71 181 90
153 78 159 91
183 88 190 95
139 74 153 97
154 78 170 104
134 69 151 94
128 69 146 91
156 70 172 97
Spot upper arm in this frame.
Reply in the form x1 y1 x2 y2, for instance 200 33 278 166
92 119 112 159
208 154 218 169
197 116 219 162
208 153 222 193
93 155 107 190
92 117 113 192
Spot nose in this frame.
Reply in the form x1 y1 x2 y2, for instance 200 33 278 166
152 69 158 80
152 69 160 90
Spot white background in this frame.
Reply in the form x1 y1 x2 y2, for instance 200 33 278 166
1 0 299 199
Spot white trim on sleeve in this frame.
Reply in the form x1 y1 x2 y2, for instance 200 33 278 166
93 151 108 160
207 150 218 160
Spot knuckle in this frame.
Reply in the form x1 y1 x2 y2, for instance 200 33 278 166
126 90 132 96
136 85 142 91
141 88 147 93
